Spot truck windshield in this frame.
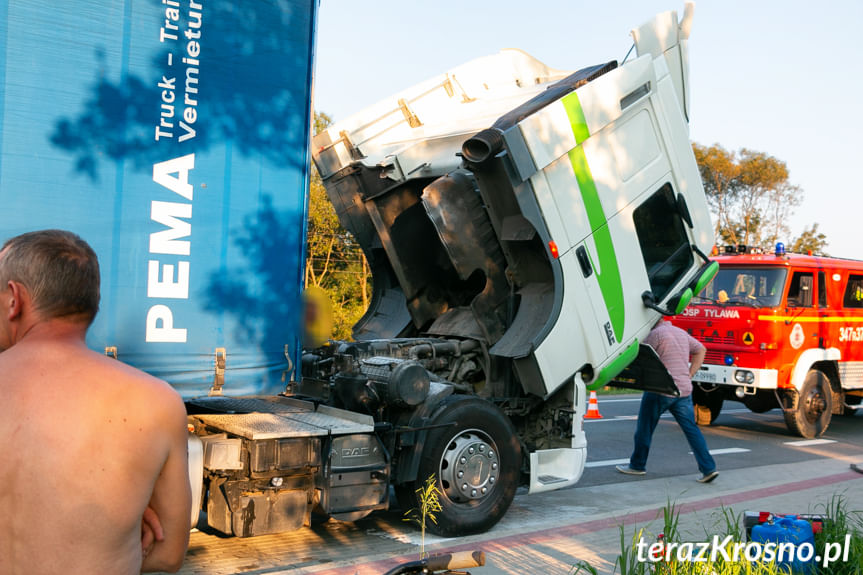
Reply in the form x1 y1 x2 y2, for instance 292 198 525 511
694 267 788 308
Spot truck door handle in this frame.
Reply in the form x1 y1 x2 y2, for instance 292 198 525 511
576 246 593 278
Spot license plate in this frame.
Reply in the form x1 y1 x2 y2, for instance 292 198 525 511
693 371 717 383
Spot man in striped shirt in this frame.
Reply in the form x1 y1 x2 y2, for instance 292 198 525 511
616 319 718 483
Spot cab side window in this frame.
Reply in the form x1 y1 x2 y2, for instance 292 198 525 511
632 183 693 301
843 274 863 308
786 272 813 307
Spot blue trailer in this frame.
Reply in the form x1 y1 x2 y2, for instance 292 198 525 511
1 1 717 537
0 0 313 395
1 0 323 536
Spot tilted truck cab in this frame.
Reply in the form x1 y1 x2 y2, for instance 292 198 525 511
307 2 717 534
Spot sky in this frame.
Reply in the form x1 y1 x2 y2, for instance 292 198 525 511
313 0 863 259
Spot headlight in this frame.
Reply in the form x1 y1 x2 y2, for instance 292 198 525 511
734 370 755 384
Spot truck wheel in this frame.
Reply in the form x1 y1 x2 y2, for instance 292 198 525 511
692 387 723 425
784 370 833 438
399 396 521 537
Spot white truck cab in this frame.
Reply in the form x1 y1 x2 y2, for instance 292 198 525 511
310 2 716 525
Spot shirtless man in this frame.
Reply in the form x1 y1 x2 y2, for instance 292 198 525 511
0 230 191 574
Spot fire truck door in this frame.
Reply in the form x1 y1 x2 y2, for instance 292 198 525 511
817 270 829 348
787 271 817 349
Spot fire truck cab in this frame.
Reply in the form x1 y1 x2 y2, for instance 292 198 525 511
672 244 863 438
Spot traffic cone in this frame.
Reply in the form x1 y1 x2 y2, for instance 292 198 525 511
585 390 603 419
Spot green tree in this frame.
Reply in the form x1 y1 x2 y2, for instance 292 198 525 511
693 143 811 250
306 112 371 340
790 223 829 256
693 143 740 243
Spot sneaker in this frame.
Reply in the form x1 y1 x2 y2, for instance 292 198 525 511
616 464 646 476
697 470 719 483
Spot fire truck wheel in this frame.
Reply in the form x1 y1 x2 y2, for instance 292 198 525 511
692 387 723 425
399 395 521 537
784 369 833 438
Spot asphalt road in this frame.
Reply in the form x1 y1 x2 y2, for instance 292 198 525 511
582 393 863 487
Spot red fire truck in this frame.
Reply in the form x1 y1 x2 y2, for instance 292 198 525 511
671 244 863 438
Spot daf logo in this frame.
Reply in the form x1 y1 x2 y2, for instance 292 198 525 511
331 447 374 459
604 321 616 346
343 447 371 458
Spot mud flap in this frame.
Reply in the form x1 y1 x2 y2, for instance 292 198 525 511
606 344 680 396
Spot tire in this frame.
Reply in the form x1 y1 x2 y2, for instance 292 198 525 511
692 386 723 426
397 396 521 537
784 370 833 438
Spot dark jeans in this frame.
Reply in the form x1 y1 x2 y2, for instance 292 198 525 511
629 392 716 475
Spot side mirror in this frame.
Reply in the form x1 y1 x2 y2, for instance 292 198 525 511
671 287 694 315
692 261 719 295
642 287 694 316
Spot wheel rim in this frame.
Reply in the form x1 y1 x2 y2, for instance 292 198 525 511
802 384 827 423
438 428 500 503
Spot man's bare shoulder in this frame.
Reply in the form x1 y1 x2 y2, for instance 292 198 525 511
1 338 184 416
84 349 186 415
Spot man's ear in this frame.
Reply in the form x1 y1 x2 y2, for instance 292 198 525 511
6 281 25 321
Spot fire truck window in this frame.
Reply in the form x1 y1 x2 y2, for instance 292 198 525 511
843 274 863 308
633 183 693 301
786 272 813 308
696 267 786 307
818 271 827 308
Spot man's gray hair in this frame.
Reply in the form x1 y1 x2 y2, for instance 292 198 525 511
0 230 100 325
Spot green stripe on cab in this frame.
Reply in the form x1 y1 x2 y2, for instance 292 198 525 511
562 92 625 342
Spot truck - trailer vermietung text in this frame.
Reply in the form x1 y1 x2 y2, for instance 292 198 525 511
672 245 863 438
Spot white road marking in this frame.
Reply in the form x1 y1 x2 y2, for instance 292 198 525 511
584 415 639 423
585 458 631 468
694 447 751 455
588 448 749 468
594 398 643 403
584 408 751 423
784 439 837 446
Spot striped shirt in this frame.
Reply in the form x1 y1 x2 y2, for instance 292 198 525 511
643 320 705 397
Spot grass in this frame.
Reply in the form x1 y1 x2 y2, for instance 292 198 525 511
402 474 442 559
569 497 863 574
813 495 863 575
